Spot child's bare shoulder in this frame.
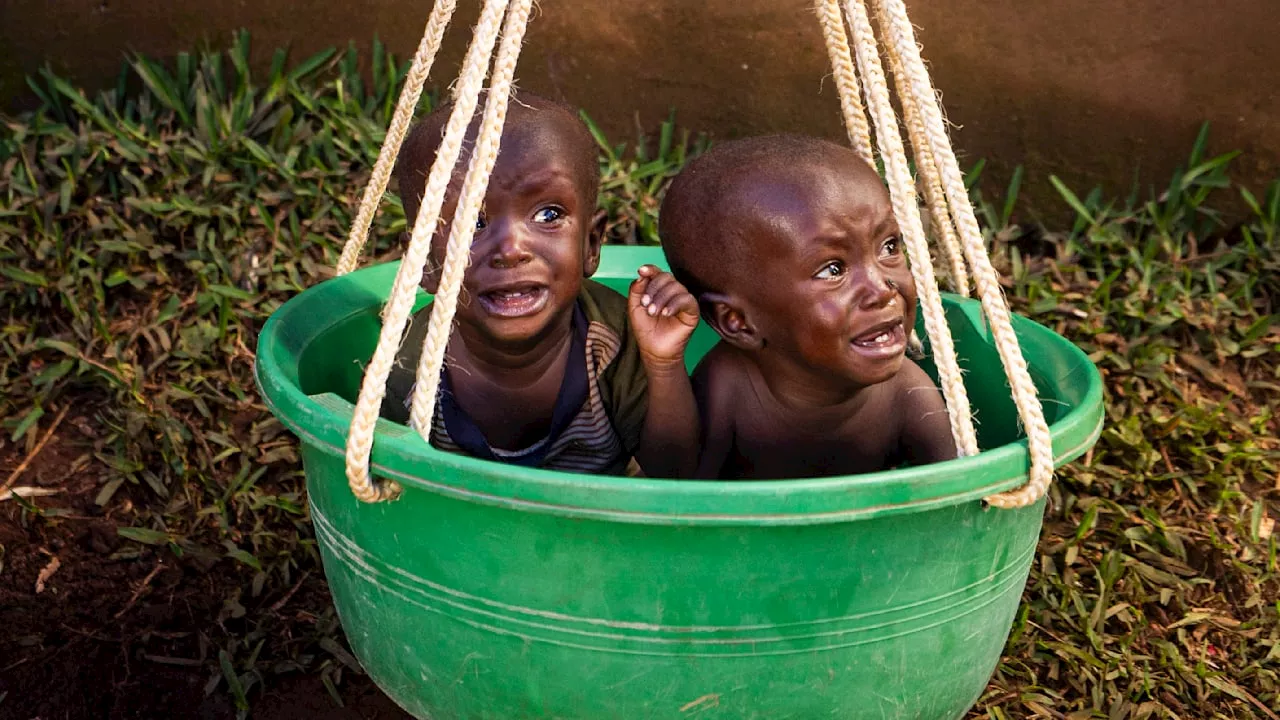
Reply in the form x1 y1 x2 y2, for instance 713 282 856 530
889 356 937 395
692 343 761 432
692 343 752 401
887 357 957 464
690 343 753 478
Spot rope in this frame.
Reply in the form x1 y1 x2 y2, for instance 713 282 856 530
328 0 1049 507
335 0 460 277
815 0 875 167
409 0 535 433
817 0 965 295
869 0 1054 507
841 0 979 459
343 0 514 502
876 25 969 296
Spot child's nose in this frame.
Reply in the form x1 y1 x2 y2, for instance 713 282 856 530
483 220 533 268
854 266 897 308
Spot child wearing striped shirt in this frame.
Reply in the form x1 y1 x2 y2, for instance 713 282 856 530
382 93 699 478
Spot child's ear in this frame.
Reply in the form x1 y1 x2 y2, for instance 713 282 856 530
582 209 606 277
701 292 762 351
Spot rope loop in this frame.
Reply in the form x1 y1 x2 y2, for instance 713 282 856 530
342 0 524 502
330 0 1055 508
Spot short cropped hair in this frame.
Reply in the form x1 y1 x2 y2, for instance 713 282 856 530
659 134 857 298
394 91 601 226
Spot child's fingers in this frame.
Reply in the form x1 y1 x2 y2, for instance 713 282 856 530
632 265 663 309
667 290 700 320
657 291 699 323
645 278 693 317
628 273 652 309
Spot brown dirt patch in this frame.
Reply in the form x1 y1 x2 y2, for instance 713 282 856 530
0 417 408 720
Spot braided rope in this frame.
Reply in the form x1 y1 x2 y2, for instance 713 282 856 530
841 0 978 459
329 0 1048 506
815 0 875 167
409 0 535 432
336 0 460 277
875 23 970 296
869 0 1053 507
343 0 513 502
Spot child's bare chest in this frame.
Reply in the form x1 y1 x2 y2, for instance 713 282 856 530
726 386 903 479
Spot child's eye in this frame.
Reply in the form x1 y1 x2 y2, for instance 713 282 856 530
533 206 564 224
475 213 487 230
814 260 845 279
880 235 901 258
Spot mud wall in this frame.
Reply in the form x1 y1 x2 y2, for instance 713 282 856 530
3 0 1278 215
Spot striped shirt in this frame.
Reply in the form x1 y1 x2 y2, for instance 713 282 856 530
380 280 649 475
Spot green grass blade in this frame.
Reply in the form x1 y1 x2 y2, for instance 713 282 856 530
1049 175 1095 227
131 56 192 125
1001 165 1024 228
288 47 337 85
1188 121 1211 166
230 29 252 89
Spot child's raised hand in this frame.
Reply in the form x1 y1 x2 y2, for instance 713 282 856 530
628 265 699 369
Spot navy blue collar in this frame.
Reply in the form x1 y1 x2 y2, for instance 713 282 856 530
438 303 590 466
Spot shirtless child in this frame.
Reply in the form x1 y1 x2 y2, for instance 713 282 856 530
381 92 700 478
659 134 957 479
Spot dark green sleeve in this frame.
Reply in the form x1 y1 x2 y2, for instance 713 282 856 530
605 328 649 456
583 281 649 456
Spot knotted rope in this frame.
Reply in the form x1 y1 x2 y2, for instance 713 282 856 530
339 0 533 502
333 0 1055 509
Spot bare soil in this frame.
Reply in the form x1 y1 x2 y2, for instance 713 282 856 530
0 417 409 720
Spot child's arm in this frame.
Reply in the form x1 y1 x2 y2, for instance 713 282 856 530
895 359 959 466
627 265 701 478
690 352 735 479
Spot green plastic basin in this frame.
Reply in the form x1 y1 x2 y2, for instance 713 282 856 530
255 246 1103 719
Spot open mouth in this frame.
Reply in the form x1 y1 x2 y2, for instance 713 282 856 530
477 283 550 318
850 318 907 358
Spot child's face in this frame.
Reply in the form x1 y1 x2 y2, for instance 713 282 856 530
424 122 601 349
741 160 917 389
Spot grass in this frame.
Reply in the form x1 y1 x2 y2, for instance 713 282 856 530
1 33 1277 719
